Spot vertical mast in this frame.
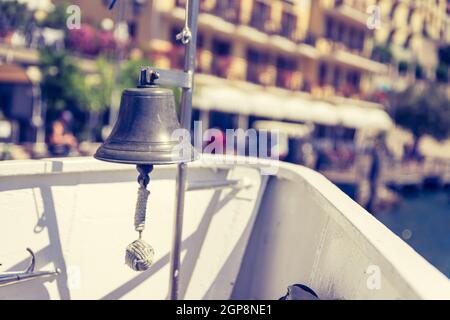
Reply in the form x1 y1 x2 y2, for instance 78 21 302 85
169 0 200 301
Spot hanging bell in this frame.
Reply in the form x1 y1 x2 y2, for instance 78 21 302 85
95 68 196 165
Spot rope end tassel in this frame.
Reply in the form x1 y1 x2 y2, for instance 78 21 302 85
126 239 154 271
125 165 155 272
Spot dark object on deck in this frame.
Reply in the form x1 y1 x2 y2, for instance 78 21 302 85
279 284 320 300
48 111 77 157
95 68 196 165
366 144 381 213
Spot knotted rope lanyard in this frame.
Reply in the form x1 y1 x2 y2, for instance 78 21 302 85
125 165 155 271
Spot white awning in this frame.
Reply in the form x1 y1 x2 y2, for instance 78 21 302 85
194 85 393 131
194 85 339 124
285 99 340 125
249 91 286 119
194 86 251 115
253 120 314 138
337 105 393 131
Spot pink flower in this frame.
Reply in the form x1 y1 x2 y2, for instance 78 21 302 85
67 24 117 55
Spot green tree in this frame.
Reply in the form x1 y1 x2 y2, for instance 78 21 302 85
393 84 450 156
37 1 68 29
39 47 86 113
82 57 114 141
0 0 34 38
40 51 183 142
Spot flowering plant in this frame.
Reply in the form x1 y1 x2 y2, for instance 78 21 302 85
67 24 116 56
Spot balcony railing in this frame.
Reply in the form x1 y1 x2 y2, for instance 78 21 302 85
176 0 240 24
247 62 273 86
341 83 360 98
324 16 367 56
211 0 240 24
276 69 299 90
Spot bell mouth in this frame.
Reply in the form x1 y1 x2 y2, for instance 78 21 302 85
94 141 198 165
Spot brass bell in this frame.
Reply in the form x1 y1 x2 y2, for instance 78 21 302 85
95 68 196 165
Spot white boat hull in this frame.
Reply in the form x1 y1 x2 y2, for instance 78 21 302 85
0 156 449 299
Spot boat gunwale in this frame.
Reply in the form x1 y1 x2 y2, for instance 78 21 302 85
0 155 449 299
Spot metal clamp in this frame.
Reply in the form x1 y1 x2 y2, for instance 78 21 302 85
176 28 192 45
145 68 192 89
0 248 60 287
176 0 193 45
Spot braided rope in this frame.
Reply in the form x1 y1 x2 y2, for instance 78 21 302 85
125 165 154 272
134 187 150 233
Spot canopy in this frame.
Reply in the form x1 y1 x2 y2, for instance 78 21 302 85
285 99 340 125
195 86 250 115
0 64 31 84
337 105 393 131
253 120 314 138
194 84 393 132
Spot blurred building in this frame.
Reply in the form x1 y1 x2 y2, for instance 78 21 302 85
151 0 395 137
68 0 393 132
67 0 389 99
13 0 448 146
373 0 448 84
147 0 387 101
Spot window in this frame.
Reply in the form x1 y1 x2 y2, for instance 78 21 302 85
247 49 270 84
212 39 232 77
319 63 328 86
250 0 271 31
333 67 341 88
276 57 298 89
280 11 297 40
347 71 360 88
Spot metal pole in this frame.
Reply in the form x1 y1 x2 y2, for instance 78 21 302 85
109 0 127 128
169 0 199 301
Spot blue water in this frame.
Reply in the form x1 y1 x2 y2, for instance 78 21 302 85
376 189 450 278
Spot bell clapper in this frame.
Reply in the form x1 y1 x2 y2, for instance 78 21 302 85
125 165 155 272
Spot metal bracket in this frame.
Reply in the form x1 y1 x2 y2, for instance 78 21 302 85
0 248 60 287
149 68 193 89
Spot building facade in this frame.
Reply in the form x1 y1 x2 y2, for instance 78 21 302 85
147 0 388 102
67 0 388 100
69 0 449 98
60 0 448 136
374 0 448 81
